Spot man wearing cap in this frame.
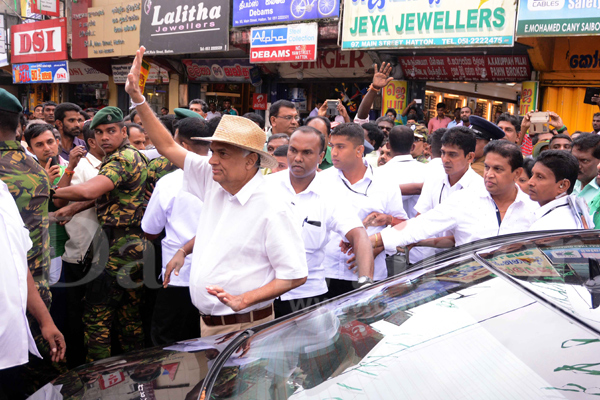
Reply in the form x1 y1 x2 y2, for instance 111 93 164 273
469 115 505 177
53 106 149 362
412 125 429 163
127 47 308 337
146 108 203 192
0 89 66 394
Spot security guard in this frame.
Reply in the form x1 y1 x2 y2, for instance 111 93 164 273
146 108 203 192
54 107 148 362
469 115 505 177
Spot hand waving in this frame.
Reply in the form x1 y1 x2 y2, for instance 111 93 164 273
372 62 394 90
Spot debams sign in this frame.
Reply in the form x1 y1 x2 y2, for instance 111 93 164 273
250 22 317 63
341 0 516 50
233 0 339 27
140 0 230 55
517 0 600 36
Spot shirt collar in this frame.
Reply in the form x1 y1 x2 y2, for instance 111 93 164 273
0 140 24 152
444 166 476 189
389 154 415 163
86 153 102 167
534 195 569 219
337 159 373 186
227 170 264 206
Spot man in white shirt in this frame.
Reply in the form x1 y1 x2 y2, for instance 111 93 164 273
266 126 374 317
528 150 584 230
126 46 308 337
320 122 408 298
142 117 211 345
0 180 65 398
376 125 427 218
375 141 538 252
206 102 221 121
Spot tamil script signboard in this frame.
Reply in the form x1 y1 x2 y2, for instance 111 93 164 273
182 59 253 82
140 0 229 55
250 22 317 63
341 0 516 50
13 61 69 84
233 0 339 27
398 56 531 82
517 0 600 36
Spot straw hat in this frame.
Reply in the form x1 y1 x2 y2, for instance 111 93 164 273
194 115 277 169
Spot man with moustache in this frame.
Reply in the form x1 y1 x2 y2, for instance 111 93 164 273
54 103 87 161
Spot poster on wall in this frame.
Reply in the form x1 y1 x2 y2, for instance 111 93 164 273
517 0 600 37
341 0 516 50
232 0 339 27
140 0 229 55
13 61 69 84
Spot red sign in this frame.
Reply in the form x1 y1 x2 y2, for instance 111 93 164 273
11 18 67 64
252 93 267 110
399 55 531 82
251 45 317 63
31 0 60 17
98 371 125 390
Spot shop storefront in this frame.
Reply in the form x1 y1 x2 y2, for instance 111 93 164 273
66 61 108 109
112 62 171 114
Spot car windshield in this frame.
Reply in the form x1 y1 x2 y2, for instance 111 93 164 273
209 234 600 399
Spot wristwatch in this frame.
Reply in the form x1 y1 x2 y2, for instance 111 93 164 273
357 276 374 287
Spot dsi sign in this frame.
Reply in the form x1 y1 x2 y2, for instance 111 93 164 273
341 0 515 50
11 18 67 63
250 22 317 63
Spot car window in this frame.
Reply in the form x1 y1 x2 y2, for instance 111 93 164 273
209 255 600 399
476 231 600 334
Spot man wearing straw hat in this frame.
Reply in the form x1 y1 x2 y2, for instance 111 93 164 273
126 47 308 337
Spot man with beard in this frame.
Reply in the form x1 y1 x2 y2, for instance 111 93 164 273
42 102 57 125
458 106 472 127
54 103 87 161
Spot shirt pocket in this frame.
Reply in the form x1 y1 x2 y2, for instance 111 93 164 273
302 222 325 253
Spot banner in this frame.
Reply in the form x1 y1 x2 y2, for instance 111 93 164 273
71 0 142 59
382 80 407 118
140 0 229 55
517 0 600 37
250 22 317 63
276 50 373 79
341 0 516 50
233 0 339 27
112 62 169 84
11 18 67 63
183 59 253 82
68 61 108 83
13 61 69 84
399 55 531 82
519 81 539 115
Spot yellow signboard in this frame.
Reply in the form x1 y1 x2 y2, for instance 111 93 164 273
382 80 407 121
519 81 539 115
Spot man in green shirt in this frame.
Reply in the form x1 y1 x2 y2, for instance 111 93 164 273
571 133 600 205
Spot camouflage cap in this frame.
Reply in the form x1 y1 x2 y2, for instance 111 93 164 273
90 106 123 130
0 88 23 114
174 108 204 120
414 124 428 141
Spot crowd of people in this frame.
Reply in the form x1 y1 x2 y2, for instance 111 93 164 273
1 47 598 398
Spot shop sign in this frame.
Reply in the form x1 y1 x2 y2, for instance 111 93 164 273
0 15 7 68
276 50 373 79
250 22 317 63
112 62 169 84
252 93 268 110
519 81 539 115
31 0 59 17
399 55 531 82
183 59 253 82
381 80 407 118
517 0 600 37
341 0 516 50
140 0 229 55
71 0 142 59
11 18 67 63
12 60 69 84
68 61 108 83
232 0 339 27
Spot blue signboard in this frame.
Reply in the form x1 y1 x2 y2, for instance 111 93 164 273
12 60 69 84
517 0 600 36
233 0 339 27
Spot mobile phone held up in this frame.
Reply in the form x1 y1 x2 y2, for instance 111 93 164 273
326 99 339 116
49 155 60 167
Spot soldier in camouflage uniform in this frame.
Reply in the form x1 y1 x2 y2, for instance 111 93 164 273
54 107 149 363
0 90 68 395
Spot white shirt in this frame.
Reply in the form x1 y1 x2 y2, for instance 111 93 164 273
415 166 483 215
375 154 427 218
62 153 102 264
320 161 408 281
529 196 581 231
0 180 41 369
424 157 444 181
140 148 161 160
266 171 363 300
183 153 308 316
142 169 201 286
206 111 221 120
381 185 539 253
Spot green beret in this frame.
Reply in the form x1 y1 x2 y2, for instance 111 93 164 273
0 89 23 114
174 108 204 120
90 107 124 130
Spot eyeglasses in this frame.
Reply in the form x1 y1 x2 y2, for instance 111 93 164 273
276 115 300 122
378 125 392 131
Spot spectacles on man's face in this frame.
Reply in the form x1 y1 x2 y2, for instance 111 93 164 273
277 115 300 122
378 125 392 131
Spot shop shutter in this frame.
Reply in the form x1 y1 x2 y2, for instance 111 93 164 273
542 86 597 134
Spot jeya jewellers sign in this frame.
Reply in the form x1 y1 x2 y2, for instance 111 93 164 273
341 0 516 50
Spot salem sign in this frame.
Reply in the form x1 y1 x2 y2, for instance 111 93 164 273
11 18 67 64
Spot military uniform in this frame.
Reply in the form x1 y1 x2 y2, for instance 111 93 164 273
146 156 178 191
84 142 149 362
